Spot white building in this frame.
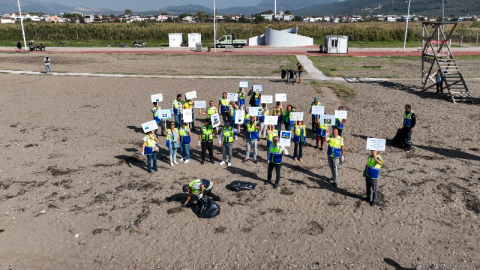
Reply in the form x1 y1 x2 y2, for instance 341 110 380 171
283 14 293 21
84 15 94 23
1 17 15 23
261 14 273 21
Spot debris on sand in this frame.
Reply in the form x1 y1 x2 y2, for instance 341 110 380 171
167 206 184 214
92 228 103 235
280 187 294 195
303 221 324 235
46 165 80 177
214 226 226 233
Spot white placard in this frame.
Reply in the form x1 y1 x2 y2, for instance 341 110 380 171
186 91 197 100
248 107 263 116
366 138 386 152
261 95 273 104
252 85 263 92
320 115 336 126
239 81 249 88
183 109 193 123
141 120 158 133
194 101 206 109
280 131 291 147
264 116 278 125
275 93 287 102
151 94 163 102
311 106 324 115
211 113 221 128
290 112 304 121
158 109 172 119
227 93 238 102
235 110 245 124
335 110 348 119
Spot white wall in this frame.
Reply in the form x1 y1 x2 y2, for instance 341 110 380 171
188 33 201 48
169 33 182 47
264 27 313 47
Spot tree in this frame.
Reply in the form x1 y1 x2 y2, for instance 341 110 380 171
196 11 206 22
239 15 248 23
294 15 302 21
284 10 292 15
110 14 115 18
124 9 132 16
254 14 264 23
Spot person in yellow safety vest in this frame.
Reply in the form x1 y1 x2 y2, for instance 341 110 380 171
293 120 307 162
141 130 158 173
151 102 166 136
198 118 214 165
310 97 322 131
315 117 328 150
282 104 295 132
218 121 239 167
266 124 278 150
326 127 344 188
259 103 270 139
182 179 221 207
238 88 246 110
172 94 184 128
183 95 196 131
218 92 231 126
247 88 261 107
244 116 260 164
266 136 287 189
166 122 180 167
229 101 240 138
402 104 416 152
273 101 284 137
200 100 219 137
363 150 384 207
335 106 347 137
179 122 191 163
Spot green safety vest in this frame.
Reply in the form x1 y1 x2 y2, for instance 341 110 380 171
201 125 213 142
222 127 234 144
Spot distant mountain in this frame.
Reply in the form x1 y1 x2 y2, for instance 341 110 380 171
0 0 118 14
147 4 213 16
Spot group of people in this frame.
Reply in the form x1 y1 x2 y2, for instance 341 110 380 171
140 86 416 207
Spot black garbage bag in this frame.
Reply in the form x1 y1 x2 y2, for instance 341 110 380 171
196 197 220 219
281 69 287 79
288 69 296 79
230 181 257 191
391 128 404 147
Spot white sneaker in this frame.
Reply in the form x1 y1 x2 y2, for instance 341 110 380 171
235 137 238 140
174 161 179 165
170 162 174 167
184 159 190 163
179 158 184 162
219 161 225 165
228 163 231 167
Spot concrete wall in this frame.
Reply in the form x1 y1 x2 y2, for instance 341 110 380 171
249 27 312 47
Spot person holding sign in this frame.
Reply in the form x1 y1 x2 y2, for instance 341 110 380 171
293 120 307 162
218 92 231 126
248 89 261 107
229 102 240 139
266 125 278 150
166 123 181 167
403 104 416 153
198 119 214 165
141 131 158 173
310 97 322 131
238 88 246 110
179 122 191 163
184 95 195 131
151 102 166 136
244 116 260 164
326 128 344 188
259 103 270 139
363 150 384 207
266 136 287 189
218 121 240 166
282 105 295 132
273 101 284 137
315 119 328 150
200 101 219 137
172 94 184 129
335 106 347 137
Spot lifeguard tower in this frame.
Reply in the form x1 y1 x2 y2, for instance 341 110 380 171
421 22 472 103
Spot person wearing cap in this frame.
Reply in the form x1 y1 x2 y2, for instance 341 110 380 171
218 121 239 166
326 127 344 188
363 150 384 207
266 136 287 189
182 179 220 207
310 97 322 131
218 92 231 126
297 63 303 84
172 94 184 128
244 116 260 163
151 102 166 136
259 103 270 139
198 118 214 165
141 130 158 173
335 106 347 137
179 122 191 163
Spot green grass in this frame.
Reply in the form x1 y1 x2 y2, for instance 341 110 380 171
362 65 382 69
349 41 422 48
314 82 356 100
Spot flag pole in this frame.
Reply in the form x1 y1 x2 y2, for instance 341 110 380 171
403 0 411 52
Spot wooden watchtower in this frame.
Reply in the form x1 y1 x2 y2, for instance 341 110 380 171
421 22 473 103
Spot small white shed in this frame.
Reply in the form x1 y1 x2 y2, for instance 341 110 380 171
188 33 201 48
324 35 349 54
169 33 183 48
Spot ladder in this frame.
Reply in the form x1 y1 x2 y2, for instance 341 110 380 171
438 58 473 103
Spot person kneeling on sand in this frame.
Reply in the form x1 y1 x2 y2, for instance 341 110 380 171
182 179 221 206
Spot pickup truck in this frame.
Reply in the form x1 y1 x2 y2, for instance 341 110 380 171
215 35 247 48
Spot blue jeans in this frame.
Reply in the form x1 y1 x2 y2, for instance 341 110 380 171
192 111 195 129
180 143 190 160
284 123 293 132
45 64 51 74
146 153 157 172
169 143 178 161
155 120 165 136
174 114 182 128
294 143 303 159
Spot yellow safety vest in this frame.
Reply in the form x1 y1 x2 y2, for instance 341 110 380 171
201 125 213 142
327 135 343 158
167 128 179 142
207 107 217 119
365 155 383 179
266 129 278 142
269 145 284 164
144 135 157 147
222 127 234 144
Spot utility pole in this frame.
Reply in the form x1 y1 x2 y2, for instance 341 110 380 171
274 0 277 18
213 0 216 52
17 0 27 51
403 0 411 52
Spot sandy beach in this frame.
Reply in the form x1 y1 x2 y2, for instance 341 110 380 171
0 52 479 269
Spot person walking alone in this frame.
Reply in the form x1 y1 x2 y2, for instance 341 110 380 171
363 150 384 207
326 127 344 188
43 57 52 74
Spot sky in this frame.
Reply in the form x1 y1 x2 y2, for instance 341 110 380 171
44 0 264 11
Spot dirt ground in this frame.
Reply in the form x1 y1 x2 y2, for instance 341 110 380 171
0 53 480 269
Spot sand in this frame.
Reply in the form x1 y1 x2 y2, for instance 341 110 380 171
0 53 480 269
